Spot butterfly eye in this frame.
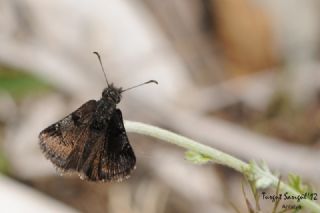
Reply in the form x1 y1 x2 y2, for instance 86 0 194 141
102 88 113 98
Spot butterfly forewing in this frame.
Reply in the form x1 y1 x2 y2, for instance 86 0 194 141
39 100 97 169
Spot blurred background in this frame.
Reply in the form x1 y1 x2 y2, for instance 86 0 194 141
0 0 320 212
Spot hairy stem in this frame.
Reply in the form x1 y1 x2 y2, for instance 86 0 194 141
125 120 320 212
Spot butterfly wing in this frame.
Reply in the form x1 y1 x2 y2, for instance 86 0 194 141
80 109 136 182
39 100 97 169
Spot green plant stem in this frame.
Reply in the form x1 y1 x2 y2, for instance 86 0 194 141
125 121 248 172
125 120 320 213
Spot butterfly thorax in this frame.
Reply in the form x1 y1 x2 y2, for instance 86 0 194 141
89 85 122 131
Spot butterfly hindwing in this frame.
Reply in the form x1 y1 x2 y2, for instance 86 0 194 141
80 109 136 181
103 109 136 180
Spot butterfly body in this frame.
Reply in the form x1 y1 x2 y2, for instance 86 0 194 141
39 84 136 182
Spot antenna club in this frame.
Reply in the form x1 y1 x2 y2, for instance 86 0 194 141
148 80 158 84
121 80 158 93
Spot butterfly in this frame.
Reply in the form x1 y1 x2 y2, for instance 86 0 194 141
39 52 157 182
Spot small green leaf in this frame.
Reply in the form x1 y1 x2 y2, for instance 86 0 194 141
255 176 273 189
246 161 273 189
288 174 312 194
185 150 212 165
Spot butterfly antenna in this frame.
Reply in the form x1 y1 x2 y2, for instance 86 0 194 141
93 51 109 86
121 80 158 93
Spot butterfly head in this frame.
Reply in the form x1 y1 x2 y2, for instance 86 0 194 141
102 84 122 103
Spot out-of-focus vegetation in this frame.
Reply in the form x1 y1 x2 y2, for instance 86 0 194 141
0 68 52 175
0 67 52 100
0 151 9 175
213 94 320 145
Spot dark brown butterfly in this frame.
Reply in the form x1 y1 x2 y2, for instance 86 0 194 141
39 52 157 182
